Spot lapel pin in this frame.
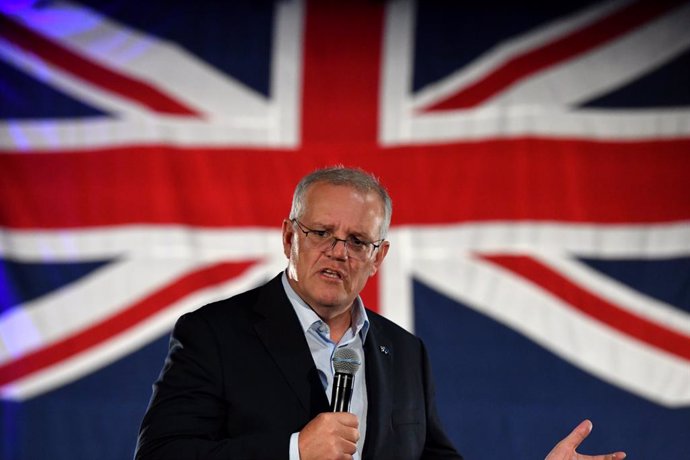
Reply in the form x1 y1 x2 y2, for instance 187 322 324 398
379 345 390 355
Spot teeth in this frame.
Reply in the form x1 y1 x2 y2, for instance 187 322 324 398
322 269 341 278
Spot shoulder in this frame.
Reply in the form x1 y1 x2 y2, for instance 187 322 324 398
366 308 422 347
177 274 284 330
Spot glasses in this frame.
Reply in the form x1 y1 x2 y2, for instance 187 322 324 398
292 219 384 261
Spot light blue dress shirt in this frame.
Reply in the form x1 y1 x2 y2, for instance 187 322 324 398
282 273 369 460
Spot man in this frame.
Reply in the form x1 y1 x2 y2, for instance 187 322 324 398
135 166 626 460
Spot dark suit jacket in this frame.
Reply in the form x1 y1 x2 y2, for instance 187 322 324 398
135 274 462 460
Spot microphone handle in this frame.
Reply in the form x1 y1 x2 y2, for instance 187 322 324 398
330 372 354 412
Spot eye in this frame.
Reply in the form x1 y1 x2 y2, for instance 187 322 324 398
311 229 330 239
348 237 368 249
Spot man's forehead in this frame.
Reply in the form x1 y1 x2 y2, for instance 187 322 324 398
302 183 384 231
304 183 384 212
306 181 380 201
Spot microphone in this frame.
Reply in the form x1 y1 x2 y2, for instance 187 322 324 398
330 347 361 412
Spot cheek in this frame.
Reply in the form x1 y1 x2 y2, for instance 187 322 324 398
293 244 319 276
351 265 373 288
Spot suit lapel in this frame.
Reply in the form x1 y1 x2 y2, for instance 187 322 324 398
362 317 394 459
252 275 329 416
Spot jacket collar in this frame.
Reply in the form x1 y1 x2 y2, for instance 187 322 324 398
252 274 330 416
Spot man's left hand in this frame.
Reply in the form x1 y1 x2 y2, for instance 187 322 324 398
545 420 626 460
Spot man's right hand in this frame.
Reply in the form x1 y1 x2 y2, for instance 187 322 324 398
298 412 360 460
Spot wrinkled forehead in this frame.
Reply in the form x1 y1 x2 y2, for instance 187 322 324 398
305 182 384 208
302 183 386 232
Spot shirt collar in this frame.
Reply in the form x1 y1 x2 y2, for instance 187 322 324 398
281 271 370 343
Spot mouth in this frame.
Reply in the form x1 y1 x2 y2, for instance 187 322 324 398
320 267 345 280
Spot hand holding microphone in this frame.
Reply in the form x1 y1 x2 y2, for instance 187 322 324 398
299 347 362 460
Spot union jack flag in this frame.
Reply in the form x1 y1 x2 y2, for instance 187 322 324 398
1 1 689 459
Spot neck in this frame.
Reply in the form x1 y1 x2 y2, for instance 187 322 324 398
312 306 352 343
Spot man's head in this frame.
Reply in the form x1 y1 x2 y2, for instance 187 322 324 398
282 166 391 320
289 166 392 239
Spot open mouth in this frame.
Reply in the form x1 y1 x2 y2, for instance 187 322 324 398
320 268 344 280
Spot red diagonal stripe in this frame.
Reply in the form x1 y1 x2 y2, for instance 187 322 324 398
424 0 684 111
481 254 690 362
0 261 256 386
0 14 200 116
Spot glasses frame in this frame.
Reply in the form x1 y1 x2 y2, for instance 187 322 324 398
291 219 384 260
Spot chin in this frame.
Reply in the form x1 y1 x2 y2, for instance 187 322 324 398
314 292 351 309
315 296 345 308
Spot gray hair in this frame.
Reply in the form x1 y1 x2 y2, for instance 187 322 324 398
289 166 393 239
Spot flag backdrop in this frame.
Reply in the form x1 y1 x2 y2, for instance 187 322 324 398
1 0 689 458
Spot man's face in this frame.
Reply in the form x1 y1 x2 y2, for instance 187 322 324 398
282 182 389 320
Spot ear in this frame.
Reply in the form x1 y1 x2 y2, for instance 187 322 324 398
281 219 295 259
368 240 390 277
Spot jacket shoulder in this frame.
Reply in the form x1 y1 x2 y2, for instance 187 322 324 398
181 274 284 325
366 308 422 346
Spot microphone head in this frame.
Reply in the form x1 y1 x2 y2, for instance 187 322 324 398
332 347 361 376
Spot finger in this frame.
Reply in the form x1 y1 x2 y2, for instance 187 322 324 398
578 453 626 460
335 425 360 444
335 412 359 428
318 412 358 430
595 452 627 460
343 438 358 455
561 419 593 450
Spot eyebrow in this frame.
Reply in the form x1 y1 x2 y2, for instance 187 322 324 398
307 222 375 241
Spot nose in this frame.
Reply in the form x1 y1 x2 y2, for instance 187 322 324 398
326 237 349 259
